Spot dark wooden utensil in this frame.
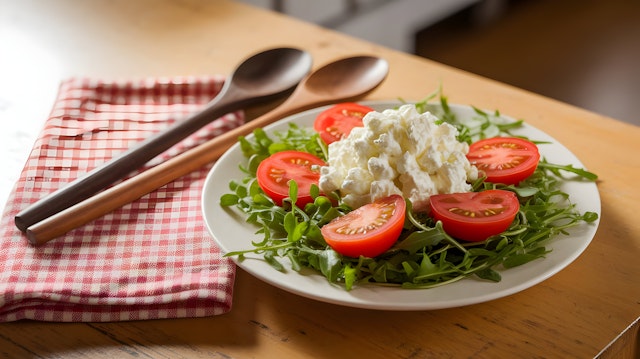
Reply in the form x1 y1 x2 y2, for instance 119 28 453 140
15 47 312 232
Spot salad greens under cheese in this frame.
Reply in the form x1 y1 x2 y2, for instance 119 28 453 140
218 90 599 290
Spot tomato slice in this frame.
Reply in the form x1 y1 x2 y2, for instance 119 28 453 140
313 102 373 144
256 150 326 207
467 137 540 185
429 190 519 242
321 195 406 258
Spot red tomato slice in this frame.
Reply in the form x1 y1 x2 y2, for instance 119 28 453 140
256 150 326 207
429 190 519 242
467 137 540 185
313 102 373 144
321 195 406 258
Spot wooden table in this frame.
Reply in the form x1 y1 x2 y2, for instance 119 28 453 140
1 1 638 357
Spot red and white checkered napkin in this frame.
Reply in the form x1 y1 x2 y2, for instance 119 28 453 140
0 76 244 322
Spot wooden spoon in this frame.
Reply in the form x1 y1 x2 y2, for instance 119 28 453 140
15 47 312 232
24 55 389 244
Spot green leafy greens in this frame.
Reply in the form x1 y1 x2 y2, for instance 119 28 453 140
219 92 599 290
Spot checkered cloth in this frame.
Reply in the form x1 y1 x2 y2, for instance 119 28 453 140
0 76 243 322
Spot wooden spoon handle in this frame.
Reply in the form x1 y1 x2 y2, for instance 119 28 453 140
14 86 247 232
24 95 321 245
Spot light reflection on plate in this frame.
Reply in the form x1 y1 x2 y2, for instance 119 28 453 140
201 101 600 310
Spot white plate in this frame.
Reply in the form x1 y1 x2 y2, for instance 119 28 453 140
201 101 601 310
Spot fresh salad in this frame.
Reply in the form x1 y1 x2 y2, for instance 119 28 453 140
219 90 599 290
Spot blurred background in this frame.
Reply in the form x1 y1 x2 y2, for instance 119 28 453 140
239 0 639 126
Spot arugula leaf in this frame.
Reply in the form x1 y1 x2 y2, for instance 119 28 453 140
537 159 598 181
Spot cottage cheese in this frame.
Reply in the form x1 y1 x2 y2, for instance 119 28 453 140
319 104 478 211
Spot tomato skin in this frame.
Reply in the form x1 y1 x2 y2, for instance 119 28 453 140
467 137 540 185
256 150 326 207
313 102 373 144
429 190 519 242
321 195 406 258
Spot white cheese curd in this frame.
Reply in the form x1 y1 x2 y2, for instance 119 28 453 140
319 104 478 211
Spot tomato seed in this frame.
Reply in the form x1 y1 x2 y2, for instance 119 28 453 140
334 203 396 235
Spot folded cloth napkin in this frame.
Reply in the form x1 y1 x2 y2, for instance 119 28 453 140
0 76 243 322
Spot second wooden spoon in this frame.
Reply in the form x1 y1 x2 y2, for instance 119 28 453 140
25 55 389 244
